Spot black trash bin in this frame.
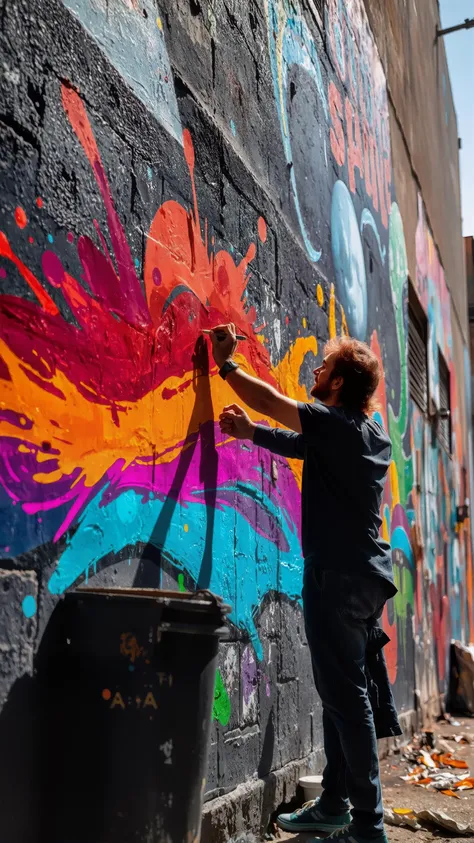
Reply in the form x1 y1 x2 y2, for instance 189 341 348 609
40 587 229 843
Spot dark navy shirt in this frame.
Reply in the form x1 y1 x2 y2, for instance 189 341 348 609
253 400 396 594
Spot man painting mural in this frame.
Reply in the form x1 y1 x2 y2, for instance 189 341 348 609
208 324 401 843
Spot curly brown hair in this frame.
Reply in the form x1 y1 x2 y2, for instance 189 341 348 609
324 336 381 415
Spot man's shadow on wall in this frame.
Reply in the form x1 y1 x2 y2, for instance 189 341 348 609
135 335 218 590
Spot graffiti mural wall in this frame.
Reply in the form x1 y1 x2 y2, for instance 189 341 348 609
409 195 474 705
0 0 471 827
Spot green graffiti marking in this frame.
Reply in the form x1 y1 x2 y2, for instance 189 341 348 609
175 574 230 725
213 668 231 726
388 202 413 505
393 563 415 648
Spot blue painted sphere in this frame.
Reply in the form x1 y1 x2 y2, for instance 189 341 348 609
331 180 368 340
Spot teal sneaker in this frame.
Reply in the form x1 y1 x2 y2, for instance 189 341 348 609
276 797 351 833
309 827 388 843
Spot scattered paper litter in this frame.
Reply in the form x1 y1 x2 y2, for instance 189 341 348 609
399 732 471 793
384 808 420 830
420 749 437 768
385 807 474 835
416 808 474 835
442 733 472 745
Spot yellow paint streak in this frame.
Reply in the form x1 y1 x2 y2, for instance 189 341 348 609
302 317 307 329
183 523 189 532
381 513 389 543
271 336 318 492
341 306 349 336
329 284 336 338
389 461 400 507
316 284 324 307
35 450 56 463
273 336 317 400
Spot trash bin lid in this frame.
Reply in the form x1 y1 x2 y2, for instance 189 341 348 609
70 586 231 635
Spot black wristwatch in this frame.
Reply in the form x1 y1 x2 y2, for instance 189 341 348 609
219 359 239 380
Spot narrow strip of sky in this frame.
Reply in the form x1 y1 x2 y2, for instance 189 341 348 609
439 0 474 236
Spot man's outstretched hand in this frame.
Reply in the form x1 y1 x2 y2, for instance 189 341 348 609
209 323 238 369
219 404 256 441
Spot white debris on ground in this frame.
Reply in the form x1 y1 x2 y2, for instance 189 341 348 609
398 729 473 798
385 807 474 835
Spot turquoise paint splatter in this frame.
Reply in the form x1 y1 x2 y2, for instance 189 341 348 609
22 595 37 618
48 487 303 660
47 234 54 244
391 526 414 569
230 119 236 136
147 166 153 180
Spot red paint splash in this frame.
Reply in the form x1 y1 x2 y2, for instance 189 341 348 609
35 197 43 209
14 207 28 229
0 232 58 316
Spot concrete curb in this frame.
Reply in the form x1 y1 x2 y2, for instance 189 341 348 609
202 710 418 842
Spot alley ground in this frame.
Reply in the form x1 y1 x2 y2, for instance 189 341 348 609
274 720 474 843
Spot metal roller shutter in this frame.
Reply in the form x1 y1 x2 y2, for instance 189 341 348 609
408 302 428 414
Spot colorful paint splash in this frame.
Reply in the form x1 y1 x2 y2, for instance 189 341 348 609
0 85 312 662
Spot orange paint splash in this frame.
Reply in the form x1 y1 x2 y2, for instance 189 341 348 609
61 85 101 169
258 216 267 243
144 129 261 353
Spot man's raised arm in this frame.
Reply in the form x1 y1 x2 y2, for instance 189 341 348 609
208 324 302 433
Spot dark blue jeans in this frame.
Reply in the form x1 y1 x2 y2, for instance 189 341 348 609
302 563 391 837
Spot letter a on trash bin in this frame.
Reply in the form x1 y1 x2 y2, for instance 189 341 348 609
110 691 126 709
143 691 158 709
